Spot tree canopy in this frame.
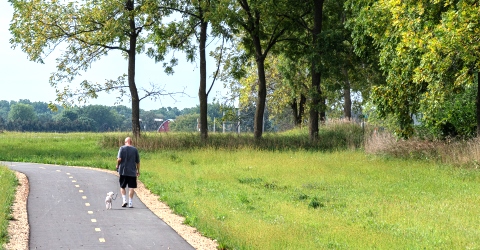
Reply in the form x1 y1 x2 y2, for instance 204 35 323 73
8 0 480 139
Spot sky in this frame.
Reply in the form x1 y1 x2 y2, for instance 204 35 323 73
0 1 227 111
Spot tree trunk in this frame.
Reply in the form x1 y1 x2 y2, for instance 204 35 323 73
253 37 267 139
198 16 209 141
342 66 352 120
476 71 480 137
291 94 306 127
127 0 141 138
309 0 324 141
291 98 300 126
299 94 306 126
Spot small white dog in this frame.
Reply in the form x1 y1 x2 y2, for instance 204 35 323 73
105 191 116 210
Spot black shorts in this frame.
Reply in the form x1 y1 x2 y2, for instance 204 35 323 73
119 175 137 189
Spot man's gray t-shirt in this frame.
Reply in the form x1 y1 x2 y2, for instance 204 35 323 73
117 145 140 177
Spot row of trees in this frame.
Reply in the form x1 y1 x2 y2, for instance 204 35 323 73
8 0 480 140
0 99 278 132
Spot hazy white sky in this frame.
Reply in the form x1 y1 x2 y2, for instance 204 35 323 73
0 1 227 111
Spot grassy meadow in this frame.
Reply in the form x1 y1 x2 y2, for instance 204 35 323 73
0 166 17 248
1 130 480 249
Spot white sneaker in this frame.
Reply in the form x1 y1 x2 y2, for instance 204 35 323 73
128 202 133 208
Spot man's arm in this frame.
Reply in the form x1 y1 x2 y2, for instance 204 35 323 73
136 162 140 176
116 158 121 170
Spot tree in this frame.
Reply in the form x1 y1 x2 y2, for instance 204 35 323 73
415 1 480 137
170 113 199 132
231 54 307 129
220 0 302 139
306 0 326 141
347 0 480 138
140 110 164 131
9 0 171 137
7 103 37 122
78 105 123 131
0 100 10 121
155 0 226 141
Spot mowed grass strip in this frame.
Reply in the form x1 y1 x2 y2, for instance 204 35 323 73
0 165 17 247
1 132 479 249
141 149 480 249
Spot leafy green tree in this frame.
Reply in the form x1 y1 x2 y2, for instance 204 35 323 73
219 0 303 139
419 83 477 138
9 0 171 137
60 110 79 122
76 117 96 131
140 110 164 131
7 103 37 122
0 100 10 121
78 105 123 131
347 0 480 138
155 0 226 140
231 54 305 129
170 113 199 132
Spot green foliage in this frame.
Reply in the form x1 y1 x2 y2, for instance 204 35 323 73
347 0 480 139
170 113 201 132
7 103 37 122
419 83 477 139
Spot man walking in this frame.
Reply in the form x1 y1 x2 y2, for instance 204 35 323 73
116 137 140 208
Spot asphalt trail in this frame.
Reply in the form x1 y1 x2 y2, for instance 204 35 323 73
6 162 194 250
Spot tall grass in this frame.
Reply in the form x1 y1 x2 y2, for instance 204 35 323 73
365 131 480 167
101 119 365 151
0 166 17 248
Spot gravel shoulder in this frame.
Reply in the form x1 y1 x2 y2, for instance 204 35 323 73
3 167 218 250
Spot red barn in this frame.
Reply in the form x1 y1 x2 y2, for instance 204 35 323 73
157 119 172 132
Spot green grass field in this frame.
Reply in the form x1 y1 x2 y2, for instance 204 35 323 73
0 165 17 248
1 132 480 249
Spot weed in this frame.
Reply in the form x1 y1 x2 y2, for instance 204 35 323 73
238 177 263 185
308 196 325 209
169 153 181 163
295 193 309 201
264 182 277 189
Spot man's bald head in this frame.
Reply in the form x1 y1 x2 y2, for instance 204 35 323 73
125 137 132 145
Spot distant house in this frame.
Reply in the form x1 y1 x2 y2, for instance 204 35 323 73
157 119 173 132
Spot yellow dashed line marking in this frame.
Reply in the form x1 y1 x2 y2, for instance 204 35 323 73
72 180 77 183
91 219 97 222
39 167 46 169
69 176 73 179
85 203 90 206
82 196 87 199
99 238 105 242
88 211 93 214
79 190 84 193
95 228 101 232
56 170 61 172
75 185 80 187
66 173 71 175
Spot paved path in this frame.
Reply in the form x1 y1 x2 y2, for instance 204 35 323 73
5 162 194 250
